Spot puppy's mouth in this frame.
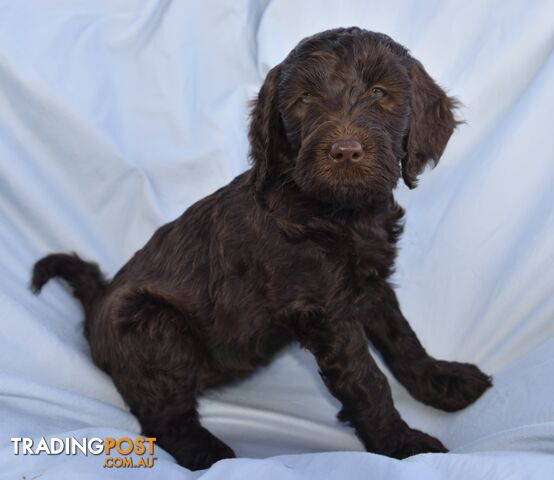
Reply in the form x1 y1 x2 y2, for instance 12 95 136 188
298 137 387 177
298 122 389 167
292 131 400 204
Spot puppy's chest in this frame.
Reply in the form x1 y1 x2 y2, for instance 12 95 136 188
328 220 397 283
282 215 398 289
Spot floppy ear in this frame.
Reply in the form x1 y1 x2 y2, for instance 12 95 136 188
402 59 459 189
248 65 288 192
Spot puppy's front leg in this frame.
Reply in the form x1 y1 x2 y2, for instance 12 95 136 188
296 319 446 458
363 283 492 412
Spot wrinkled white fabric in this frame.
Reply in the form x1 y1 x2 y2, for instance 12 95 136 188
0 0 553 478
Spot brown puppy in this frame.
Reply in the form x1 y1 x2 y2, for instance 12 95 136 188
32 28 492 470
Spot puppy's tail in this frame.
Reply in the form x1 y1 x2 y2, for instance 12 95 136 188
31 253 108 317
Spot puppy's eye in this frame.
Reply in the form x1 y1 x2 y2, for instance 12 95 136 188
299 93 314 105
370 87 386 97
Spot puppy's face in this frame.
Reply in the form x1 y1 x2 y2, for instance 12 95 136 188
249 28 458 205
280 37 411 204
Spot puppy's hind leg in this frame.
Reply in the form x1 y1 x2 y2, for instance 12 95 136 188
107 288 234 471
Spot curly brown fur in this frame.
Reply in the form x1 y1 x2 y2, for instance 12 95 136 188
31 28 491 470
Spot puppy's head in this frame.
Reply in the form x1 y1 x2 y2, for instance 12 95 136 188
249 28 458 205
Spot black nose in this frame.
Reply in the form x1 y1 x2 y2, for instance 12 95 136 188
329 139 364 163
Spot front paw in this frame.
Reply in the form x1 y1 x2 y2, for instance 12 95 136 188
419 360 492 412
391 428 448 459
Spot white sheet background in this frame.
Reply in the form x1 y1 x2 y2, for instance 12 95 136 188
1 0 553 478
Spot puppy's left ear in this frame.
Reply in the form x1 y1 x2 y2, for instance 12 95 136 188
402 59 459 188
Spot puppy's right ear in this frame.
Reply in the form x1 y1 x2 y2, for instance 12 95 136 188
248 65 287 192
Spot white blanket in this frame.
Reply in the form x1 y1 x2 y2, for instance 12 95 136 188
1 0 553 478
